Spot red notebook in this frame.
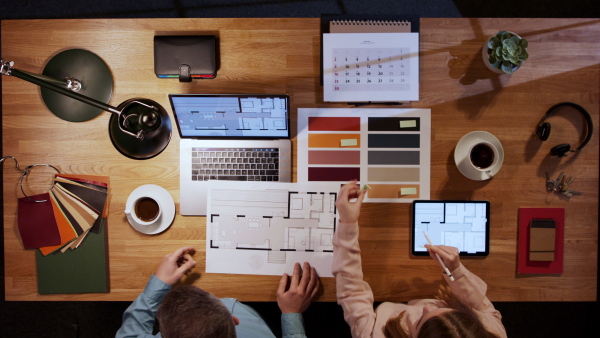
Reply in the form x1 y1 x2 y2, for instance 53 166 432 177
517 207 565 274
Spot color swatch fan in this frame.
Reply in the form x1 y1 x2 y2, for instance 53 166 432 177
17 174 111 294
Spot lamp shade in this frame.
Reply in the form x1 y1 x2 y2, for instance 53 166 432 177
108 98 172 160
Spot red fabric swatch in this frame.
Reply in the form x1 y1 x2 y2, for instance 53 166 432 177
18 193 61 249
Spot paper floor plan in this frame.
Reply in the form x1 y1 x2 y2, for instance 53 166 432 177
205 181 341 276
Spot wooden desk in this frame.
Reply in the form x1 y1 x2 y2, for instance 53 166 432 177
2 18 598 301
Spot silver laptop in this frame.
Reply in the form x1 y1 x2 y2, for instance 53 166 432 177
170 94 292 215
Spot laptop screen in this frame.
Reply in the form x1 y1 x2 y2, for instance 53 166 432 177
169 94 290 139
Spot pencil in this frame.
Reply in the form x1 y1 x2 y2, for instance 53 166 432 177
423 231 455 281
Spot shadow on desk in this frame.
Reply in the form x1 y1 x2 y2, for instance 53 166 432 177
439 151 493 200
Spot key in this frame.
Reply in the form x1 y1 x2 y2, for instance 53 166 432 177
558 176 573 193
552 172 565 191
558 177 565 191
556 172 564 184
217 176 247 181
545 172 553 191
561 189 582 198
545 172 558 191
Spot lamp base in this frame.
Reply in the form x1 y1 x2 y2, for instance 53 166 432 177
41 49 113 122
108 98 172 160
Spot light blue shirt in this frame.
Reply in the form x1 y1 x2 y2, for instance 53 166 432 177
115 275 307 338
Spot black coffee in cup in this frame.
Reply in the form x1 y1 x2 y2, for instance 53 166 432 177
134 197 160 222
470 143 495 169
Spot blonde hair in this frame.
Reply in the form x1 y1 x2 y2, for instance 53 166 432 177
383 283 499 338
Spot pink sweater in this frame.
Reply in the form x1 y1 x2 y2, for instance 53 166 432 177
332 221 507 338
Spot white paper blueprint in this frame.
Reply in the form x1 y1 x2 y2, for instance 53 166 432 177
205 181 342 277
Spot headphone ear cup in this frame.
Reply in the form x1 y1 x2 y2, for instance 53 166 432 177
538 122 551 141
551 144 571 157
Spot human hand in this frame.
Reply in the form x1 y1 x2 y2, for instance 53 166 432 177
276 262 320 314
335 180 366 223
155 246 197 285
424 245 460 272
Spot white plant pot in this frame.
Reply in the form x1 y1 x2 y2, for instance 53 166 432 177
482 31 524 74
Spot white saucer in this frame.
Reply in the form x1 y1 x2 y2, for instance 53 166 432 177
125 184 175 235
454 131 504 181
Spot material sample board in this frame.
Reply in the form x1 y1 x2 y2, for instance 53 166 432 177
298 108 431 202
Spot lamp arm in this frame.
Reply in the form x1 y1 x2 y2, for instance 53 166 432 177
14 69 77 89
6 67 120 115
1 59 163 143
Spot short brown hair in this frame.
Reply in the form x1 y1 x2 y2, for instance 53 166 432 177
156 285 236 338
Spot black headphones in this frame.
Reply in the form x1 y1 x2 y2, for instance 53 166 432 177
536 102 594 157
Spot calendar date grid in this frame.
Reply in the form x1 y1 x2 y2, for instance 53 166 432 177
331 47 412 92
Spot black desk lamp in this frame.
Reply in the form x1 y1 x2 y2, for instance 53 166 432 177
1 49 171 160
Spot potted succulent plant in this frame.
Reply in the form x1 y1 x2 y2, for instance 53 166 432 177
482 31 529 74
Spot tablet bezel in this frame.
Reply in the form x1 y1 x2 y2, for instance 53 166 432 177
411 200 490 257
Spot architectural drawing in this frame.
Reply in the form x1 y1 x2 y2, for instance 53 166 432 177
414 202 488 254
205 181 341 276
174 96 288 136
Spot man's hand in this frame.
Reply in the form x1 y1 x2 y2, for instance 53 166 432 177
335 180 366 224
155 246 197 285
276 262 320 314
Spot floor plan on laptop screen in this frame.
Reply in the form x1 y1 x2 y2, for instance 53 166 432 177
205 181 341 277
172 96 289 137
413 202 488 254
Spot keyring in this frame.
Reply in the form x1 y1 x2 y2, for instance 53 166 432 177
1 156 60 203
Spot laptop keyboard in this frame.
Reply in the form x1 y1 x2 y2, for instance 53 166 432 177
191 148 280 181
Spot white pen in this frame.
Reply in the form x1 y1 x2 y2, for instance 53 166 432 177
423 231 455 281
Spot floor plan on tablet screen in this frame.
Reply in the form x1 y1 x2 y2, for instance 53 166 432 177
205 181 341 276
413 202 488 254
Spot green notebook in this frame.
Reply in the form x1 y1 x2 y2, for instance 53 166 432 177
36 223 109 294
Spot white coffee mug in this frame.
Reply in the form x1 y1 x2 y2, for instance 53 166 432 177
125 196 162 226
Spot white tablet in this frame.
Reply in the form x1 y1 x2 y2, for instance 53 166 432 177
412 200 490 257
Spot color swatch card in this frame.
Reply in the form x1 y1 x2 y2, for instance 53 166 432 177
298 108 430 202
322 33 419 102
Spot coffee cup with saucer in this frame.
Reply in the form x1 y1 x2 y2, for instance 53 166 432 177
125 184 175 234
454 131 504 181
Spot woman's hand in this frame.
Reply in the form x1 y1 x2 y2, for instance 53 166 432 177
335 180 366 224
425 244 460 272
